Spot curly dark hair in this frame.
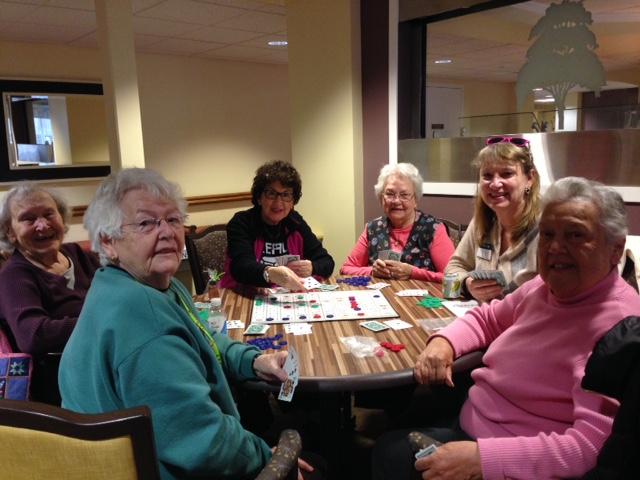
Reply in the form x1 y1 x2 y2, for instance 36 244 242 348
251 160 302 206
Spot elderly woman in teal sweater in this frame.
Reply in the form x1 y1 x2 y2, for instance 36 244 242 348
59 168 315 480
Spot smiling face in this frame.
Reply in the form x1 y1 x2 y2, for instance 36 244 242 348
479 159 533 220
381 175 417 228
538 199 624 299
258 181 294 226
101 189 185 290
8 191 65 262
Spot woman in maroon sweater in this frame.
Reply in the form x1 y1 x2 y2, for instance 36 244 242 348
0 183 99 404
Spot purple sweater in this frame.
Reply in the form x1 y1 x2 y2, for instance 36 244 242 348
0 243 99 355
439 270 640 479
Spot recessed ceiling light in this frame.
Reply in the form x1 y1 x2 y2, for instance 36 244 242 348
268 40 288 47
535 98 555 103
434 59 452 64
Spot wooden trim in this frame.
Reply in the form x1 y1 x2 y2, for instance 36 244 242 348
71 191 251 217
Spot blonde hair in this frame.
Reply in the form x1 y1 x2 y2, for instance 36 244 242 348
471 142 540 242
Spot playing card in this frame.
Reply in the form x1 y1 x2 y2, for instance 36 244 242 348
395 289 431 297
275 254 300 266
278 346 299 402
360 320 390 332
367 282 391 290
378 250 392 260
284 323 312 335
302 276 323 290
383 319 413 330
243 324 270 335
415 444 438 459
226 320 245 330
387 251 401 261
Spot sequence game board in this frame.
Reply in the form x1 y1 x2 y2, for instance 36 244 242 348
250 290 399 324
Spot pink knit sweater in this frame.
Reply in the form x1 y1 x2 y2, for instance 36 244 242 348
440 270 640 479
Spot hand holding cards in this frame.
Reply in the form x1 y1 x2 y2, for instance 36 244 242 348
469 269 506 288
278 346 299 402
378 250 401 261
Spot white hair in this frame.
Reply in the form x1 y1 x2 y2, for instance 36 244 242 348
84 168 187 265
374 163 423 201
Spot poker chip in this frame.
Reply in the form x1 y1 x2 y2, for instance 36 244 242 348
337 276 372 287
247 334 287 351
380 341 406 353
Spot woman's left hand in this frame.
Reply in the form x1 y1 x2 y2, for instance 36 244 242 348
288 260 313 278
253 351 288 382
415 441 481 480
385 260 413 280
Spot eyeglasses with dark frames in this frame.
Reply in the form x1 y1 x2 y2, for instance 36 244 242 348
121 214 186 234
263 188 294 203
485 136 530 149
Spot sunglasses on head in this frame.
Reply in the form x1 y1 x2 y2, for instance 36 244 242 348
485 136 530 149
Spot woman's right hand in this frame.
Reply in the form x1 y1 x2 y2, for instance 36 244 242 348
372 259 391 278
465 277 503 303
414 337 455 387
268 266 305 291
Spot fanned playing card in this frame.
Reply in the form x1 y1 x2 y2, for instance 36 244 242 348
278 346 299 402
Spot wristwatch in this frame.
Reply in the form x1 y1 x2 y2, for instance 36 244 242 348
263 267 271 283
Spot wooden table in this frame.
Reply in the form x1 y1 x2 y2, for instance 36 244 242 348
222 278 481 392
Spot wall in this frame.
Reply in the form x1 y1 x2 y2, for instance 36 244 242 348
287 0 364 267
0 40 291 242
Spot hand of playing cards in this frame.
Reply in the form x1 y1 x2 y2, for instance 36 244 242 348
378 250 401 261
469 269 506 288
278 347 299 402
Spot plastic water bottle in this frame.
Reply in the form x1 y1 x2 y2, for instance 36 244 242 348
207 297 227 334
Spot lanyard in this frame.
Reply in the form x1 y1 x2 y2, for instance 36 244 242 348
175 289 223 367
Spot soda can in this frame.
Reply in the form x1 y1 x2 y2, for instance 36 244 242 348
442 273 461 299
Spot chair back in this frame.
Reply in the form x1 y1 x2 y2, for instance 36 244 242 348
185 224 228 294
0 399 160 480
437 218 467 247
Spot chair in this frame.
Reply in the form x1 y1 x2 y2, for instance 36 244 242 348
256 429 302 480
437 218 468 247
185 224 228 294
0 399 160 480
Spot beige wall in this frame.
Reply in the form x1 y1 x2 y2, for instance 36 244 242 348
67 95 110 165
0 40 291 243
287 0 363 268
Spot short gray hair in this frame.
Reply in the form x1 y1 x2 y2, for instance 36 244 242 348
84 168 187 265
0 182 70 252
541 176 627 243
374 163 423 201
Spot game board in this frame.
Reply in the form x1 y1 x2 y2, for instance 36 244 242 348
250 290 399 324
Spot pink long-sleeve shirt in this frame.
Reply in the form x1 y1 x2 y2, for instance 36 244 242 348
340 223 453 281
439 270 640 479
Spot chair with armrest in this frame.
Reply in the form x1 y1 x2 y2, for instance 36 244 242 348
256 429 302 480
185 224 228 295
0 399 160 480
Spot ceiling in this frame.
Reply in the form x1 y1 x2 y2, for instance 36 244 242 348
0 0 288 64
427 0 640 83
1 0 639 81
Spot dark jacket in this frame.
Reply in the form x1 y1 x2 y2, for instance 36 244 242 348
581 315 640 479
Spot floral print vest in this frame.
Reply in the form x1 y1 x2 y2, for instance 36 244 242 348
366 211 437 270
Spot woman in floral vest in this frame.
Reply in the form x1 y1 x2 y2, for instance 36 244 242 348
341 163 454 282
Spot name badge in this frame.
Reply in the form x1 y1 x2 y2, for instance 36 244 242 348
476 244 492 261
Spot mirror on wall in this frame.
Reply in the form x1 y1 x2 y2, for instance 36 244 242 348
0 80 110 182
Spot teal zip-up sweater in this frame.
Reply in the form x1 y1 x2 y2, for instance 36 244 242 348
59 266 271 479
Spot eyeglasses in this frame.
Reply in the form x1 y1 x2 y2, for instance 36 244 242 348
263 188 294 203
485 136 530 149
121 215 186 234
383 191 414 202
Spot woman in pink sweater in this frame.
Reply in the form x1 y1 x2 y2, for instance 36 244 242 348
374 177 640 480
340 163 454 282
